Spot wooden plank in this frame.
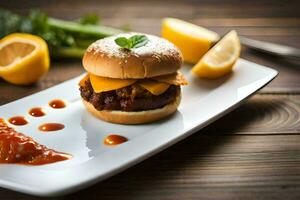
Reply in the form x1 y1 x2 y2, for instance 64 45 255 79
124 25 300 36
4 4 300 36
97 21 300 37
241 50 300 93
104 18 300 27
1 134 299 199
2 0 300 19
203 95 300 134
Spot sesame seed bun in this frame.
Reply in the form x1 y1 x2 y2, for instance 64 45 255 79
82 33 183 79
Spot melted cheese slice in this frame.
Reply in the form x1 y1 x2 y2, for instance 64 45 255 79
89 74 137 93
139 80 170 95
152 71 188 85
79 74 89 87
85 71 187 95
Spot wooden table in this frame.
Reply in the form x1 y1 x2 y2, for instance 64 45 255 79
1 0 300 199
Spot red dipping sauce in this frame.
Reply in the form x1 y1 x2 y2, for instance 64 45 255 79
8 116 29 126
49 99 66 109
29 107 46 117
104 135 128 146
39 123 65 132
0 118 71 165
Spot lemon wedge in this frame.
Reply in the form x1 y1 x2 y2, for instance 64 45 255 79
161 18 219 64
0 33 50 85
191 30 241 79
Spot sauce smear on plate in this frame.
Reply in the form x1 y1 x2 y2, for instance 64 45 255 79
29 107 46 117
0 118 71 165
8 116 29 126
104 135 128 146
39 123 65 132
49 99 66 109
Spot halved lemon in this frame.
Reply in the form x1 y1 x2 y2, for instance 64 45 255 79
0 33 50 85
191 30 241 79
162 18 219 64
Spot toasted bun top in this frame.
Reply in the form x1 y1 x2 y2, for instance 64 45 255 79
83 33 183 79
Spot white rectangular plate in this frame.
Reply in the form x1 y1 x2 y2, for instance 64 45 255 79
0 59 277 196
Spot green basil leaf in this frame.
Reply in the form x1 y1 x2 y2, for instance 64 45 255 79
115 37 130 49
115 35 149 50
130 35 149 48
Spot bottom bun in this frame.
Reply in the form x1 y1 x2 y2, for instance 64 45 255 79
82 94 181 124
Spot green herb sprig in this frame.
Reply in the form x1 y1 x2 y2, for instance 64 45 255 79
115 35 149 50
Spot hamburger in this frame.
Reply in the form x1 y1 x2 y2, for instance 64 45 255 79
79 33 187 124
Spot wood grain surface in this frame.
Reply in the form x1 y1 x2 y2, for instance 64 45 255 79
0 0 299 199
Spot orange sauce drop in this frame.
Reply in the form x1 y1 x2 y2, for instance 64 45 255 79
8 116 29 126
104 135 128 146
29 107 46 117
39 123 65 132
49 99 66 109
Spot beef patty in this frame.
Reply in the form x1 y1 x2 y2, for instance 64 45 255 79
80 78 180 111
